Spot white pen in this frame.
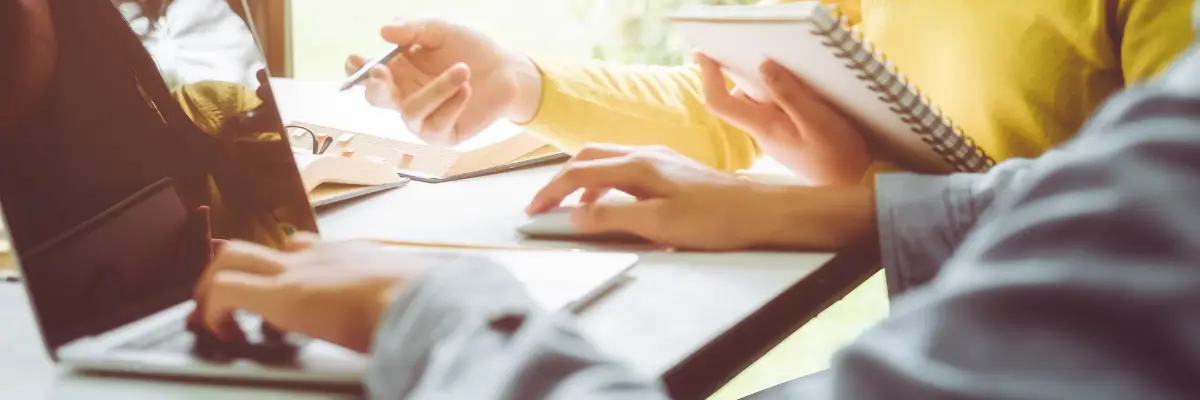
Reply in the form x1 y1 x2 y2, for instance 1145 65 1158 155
339 44 408 91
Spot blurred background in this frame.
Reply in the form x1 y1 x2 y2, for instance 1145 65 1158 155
292 0 759 78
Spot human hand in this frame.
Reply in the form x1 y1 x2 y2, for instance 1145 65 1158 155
344 19 543 146
525 144 876 251
191 234 446 353
696 53 872 185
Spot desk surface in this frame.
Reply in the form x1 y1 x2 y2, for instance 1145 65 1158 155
0 166 872 400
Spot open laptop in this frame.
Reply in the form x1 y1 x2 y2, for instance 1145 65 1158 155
0 0 636 389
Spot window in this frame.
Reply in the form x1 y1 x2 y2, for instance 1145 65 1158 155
281 0 758 79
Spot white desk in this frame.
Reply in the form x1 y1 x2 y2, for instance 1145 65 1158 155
0 166 857 399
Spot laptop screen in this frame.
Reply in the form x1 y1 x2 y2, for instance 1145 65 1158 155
0 0 316 350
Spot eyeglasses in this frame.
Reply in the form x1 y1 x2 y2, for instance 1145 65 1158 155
285 125 333 155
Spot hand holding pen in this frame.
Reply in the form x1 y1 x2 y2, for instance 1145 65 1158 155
341 19 531 147
339 44 408 91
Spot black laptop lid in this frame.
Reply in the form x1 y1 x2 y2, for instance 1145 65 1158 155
0 0 317 352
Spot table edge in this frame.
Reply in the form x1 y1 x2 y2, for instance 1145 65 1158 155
663 242 882 399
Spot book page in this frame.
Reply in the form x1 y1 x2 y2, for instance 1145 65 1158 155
268 78 525 151
452 119 526 151
269 78 423 144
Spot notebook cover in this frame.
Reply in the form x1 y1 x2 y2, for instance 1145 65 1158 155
398 152 570 184
309 179 410 208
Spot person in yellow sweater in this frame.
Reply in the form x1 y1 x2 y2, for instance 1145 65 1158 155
346 0 1193 185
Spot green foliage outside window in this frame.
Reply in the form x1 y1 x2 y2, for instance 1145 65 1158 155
574 0 760 65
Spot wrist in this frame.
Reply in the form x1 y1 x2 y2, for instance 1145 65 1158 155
751 184 878 250
503 53 543 124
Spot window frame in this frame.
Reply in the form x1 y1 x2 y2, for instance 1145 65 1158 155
232 0 293 77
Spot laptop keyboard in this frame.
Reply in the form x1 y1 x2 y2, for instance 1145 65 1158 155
119 312 266 352
120 319 193 352
119 312 302 364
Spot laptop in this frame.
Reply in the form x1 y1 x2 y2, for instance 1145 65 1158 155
0 0 636 389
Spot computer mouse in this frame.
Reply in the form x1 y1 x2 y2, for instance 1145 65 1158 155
517 206 644 242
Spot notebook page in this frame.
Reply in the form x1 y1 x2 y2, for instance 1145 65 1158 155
268 78 524 151
672 4 952 173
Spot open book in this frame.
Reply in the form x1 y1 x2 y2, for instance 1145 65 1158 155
270 78 567 183
293 153 409 208
671 2 994 173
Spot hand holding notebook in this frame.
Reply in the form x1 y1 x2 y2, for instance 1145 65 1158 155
671 2 994 174
696 53 872 185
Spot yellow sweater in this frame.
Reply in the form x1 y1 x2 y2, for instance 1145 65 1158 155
523 0 1194 173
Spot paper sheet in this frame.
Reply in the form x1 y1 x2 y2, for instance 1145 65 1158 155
268 78 523 151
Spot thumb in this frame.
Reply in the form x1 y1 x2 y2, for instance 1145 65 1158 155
570 200 664 238
696 52 772 134
380 19 450 50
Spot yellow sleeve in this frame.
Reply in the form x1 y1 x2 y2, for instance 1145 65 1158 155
523 59 758 172
521 0 860 172
1117 0 1196 83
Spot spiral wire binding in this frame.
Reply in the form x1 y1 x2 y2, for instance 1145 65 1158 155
810 6 995 172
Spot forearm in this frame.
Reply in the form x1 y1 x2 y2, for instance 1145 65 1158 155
820 84 1200 400
751 184 878 251
515 58 759 172
752 156 1040 297
367 257 667 400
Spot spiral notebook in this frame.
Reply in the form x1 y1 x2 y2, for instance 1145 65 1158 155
671 2 994 173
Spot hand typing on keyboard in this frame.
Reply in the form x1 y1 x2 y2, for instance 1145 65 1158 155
189 233 442 354
183 219 303 364
187 315 302 365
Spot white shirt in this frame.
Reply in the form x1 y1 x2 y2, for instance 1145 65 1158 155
114 0 265 89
